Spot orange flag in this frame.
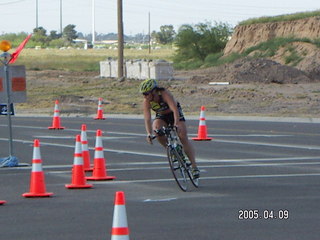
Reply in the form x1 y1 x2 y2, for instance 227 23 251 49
9 34 32 64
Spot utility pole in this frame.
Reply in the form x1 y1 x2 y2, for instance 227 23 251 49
92 0 95 46
148 12 151 54
60 0 63 34
117 0 124 79
36 0 38 28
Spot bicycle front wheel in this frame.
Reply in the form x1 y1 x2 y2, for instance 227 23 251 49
186 164 199 188
167 146 188 192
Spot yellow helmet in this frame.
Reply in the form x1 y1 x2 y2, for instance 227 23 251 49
139 79 158 93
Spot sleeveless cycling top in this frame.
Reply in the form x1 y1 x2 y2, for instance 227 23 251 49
150 90 170 113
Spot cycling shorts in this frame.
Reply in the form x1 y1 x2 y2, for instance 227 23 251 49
154 102 185 125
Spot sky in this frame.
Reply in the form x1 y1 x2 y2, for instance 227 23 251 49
0 0 319 36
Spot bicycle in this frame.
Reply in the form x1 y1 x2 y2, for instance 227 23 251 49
154 125 199 192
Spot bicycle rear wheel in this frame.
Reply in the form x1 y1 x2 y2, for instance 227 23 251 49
167 146 188 191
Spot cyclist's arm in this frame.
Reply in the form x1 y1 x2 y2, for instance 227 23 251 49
142 99 153 137
161 90 180 126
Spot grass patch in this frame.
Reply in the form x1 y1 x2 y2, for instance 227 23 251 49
12 48 175 72
173 59 203 70
239 10 320 26
173 35 320 70
174 52 244 70
284 48 303 66
243 37 312 57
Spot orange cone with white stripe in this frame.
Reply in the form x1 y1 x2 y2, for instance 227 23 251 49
22 139 53 197
111 191 130 240
94 98 105 120
48 100 65 129
65 135 93 189
86 130 115 181
81 124 93 171
0 200 6 205
192 106 212 141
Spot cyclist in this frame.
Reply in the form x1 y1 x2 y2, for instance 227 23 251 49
140 78 200 178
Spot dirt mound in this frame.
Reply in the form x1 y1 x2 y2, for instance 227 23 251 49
219 16 320 82
296 51 320 80
224 16 320 55
184 58 312 84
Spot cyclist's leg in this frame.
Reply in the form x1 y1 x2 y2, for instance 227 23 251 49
152 118 167 147
177 121 197 168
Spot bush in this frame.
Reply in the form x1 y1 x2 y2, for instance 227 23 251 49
173 21 232 67
48 39 67 48
173 59 203 70
203 52 224 66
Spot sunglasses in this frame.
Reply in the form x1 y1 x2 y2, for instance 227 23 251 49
142 91 153 96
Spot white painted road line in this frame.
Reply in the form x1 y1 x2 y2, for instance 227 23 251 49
34 135 136 140
1 137 320 166
1 129 318 152
90 172 320 185
143 198 177 202
0 124 147 137
214 138 320 150
190 134 292 137
2 159 319 172
0 123 294 138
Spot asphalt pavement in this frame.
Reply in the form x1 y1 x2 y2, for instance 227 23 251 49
0 115 320 240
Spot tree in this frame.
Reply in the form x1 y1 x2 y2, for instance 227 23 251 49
62 24 78 43
152 25 176 44
32 27 49 46
48 30 61 41
174 21 232 62
33 26 47 37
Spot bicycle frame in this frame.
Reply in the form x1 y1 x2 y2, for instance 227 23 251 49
155 125 198 191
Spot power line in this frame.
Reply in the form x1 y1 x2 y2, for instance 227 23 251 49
0 0 27 5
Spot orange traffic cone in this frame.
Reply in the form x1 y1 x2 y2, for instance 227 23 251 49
86 129 115 181
22 139 53 197
0 200 6 205
192 106 213 141
81 124 93 171
94 98 106 120
111 191 130 240
66 135 93 189
48 100 65 130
